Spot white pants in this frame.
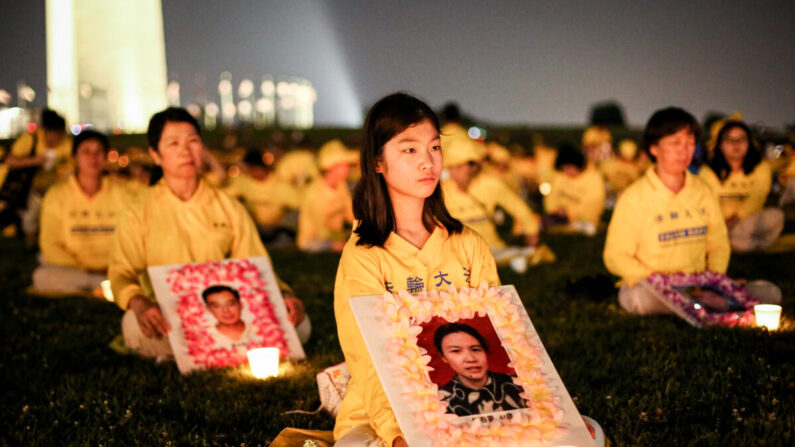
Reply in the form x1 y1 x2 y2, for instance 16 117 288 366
730 208 785 252
335 425 387 447
619 279 782 315
121 310 313 358
32 263 106 295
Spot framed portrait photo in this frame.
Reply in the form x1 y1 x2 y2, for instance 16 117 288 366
350 284 595 447
640 271 759 327
148 256 305 374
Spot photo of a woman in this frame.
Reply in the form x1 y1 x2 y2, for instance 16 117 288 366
434 322 527 417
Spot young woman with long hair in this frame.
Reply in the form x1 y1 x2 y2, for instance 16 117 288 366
333 93 500 446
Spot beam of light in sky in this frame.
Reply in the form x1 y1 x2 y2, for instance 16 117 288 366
307 0 361 126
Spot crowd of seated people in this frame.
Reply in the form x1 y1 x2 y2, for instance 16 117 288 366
1 100 792 433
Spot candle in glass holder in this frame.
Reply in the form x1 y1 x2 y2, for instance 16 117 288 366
247 347 280 379
754 304 782 331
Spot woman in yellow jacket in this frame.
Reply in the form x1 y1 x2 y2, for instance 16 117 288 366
698 120 784 252
296 139 357 252
33 129 131 297
108 108 310 358
543 144 605 233
604 107 732 314
334 93 500 447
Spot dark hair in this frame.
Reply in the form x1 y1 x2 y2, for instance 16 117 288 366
71 129 109 156
441 102 462 123
707 121 762 182
243 147 268 168
434 323 490 355
642 107 701 162
554 143 585 171
41 109 66 132
146 107 201 150
201 285 240 304
353 92 462 247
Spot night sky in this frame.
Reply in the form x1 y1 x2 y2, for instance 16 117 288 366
1 0 793 127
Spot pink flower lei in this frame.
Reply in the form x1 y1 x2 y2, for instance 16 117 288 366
167 259 289 369
378 283 564 447
646 271 759 327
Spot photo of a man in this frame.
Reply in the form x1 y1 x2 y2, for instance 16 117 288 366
202 285 252 345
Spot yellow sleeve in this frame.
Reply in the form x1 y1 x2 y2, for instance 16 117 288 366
542 174 562 214
278 181 301 209
297 186 321 249
489 179 539 235
39 186 81 268
572 172 606 225
108 204 149 310
334 245 403 445
704 193 730 273
603 191 653 284
466 229 502 286
221 177 242 199
736 163 772 220
11 133 34 157
228 198 293 295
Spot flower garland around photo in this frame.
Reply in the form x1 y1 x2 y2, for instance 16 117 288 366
645 270 759 327
167 259 289 369
378 283 564 447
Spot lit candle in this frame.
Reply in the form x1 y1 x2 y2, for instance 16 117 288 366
101 280 114 302
754 304 782 331
247 347 280 379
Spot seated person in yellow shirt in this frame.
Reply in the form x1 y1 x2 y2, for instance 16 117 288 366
334 92 500 447
4 109 73 243
582 125 612 166
600 139 642 195
108 108 310 358
604 107 779 314
542 144 605 234
296 140 357 252
441 136 540 251
698 120 784 252
224 148 300 245
31 130 129 297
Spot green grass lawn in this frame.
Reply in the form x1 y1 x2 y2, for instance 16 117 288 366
1 233 793 447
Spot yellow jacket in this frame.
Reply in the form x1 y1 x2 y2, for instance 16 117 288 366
600 158 641 193
274 149 319 193
334 226 500 445
223 173 300 227
108 179 276 310
11 130 73 190
442 174 539 248
698 161 772 220
297 178 353 249
543 167 605 225
604 168 730 285
40 176 132 271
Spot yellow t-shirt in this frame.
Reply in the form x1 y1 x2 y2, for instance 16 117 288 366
442 174 539 249
296 177 353 249
333 226 500 444
11 130 73 190
108 179 277 310
698 161 772 220
543 167 606 225
603 168 730 285
533 144 557 183
223 173 300 227
600 158 641 193
274 149 319 194
39 176 132 271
